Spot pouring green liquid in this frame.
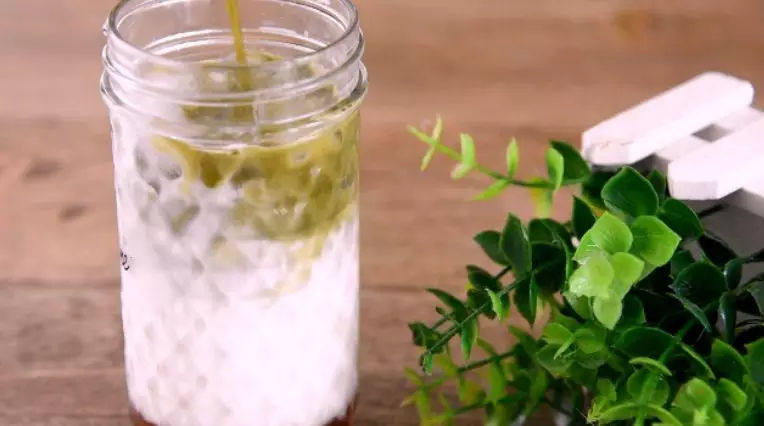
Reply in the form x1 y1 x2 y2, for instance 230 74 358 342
151 0 360 246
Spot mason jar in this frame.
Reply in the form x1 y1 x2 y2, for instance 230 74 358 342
100 1 366 425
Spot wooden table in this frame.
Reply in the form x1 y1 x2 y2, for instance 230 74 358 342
1 1 762 424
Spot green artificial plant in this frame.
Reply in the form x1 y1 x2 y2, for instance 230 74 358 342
404 117 764 426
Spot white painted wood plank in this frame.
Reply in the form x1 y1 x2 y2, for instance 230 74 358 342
582 72 754 165
652 107 764 172
668 117 764 200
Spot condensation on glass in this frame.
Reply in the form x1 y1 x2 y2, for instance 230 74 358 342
100 1 366 425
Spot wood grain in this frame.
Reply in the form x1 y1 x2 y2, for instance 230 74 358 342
1 0 762 424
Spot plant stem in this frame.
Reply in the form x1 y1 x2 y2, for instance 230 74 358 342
414 129 553 189
457 350 514 373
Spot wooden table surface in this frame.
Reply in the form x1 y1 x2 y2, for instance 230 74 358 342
1 1 762 424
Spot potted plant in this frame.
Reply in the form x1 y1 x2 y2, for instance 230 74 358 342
403 118 764 425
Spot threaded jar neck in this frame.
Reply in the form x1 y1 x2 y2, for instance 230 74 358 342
101 0 366 146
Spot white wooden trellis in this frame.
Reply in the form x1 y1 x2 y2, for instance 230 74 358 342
581 72 764 255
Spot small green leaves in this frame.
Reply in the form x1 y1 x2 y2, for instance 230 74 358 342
505 138 519 179
543 322 574 346
610 252 644 298
670 378 724 426
698 234 737 266
545 147 564 190
569 252 614 298
647 170 668 200
427 288 467 320
486 289 509 320
550 140 590 184
473 231 509 265
601 167 659 218
572 197 596 239
513 276 539 324
671 262 727 308
593 296 622 329
630 215 681 266
710 340 749 385
745 339 764 385
408 117 442 171
723 259 742 288
716 378 747 412
671 293 712 332
574 212 632 262
658 198 703 239
460 317 479 360
500 214 532 278
451 133 476 179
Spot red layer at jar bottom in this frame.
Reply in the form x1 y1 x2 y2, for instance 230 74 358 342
129 400 355 426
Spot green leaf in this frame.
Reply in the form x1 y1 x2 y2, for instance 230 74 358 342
659 198 703 239
528 179 553 217
550 140 591 184
434 352 459 377
545 147 564 190
564 291 592 319
671 262 727 308
745 339 764 385
466 265 501 292
593 296 623 329
601 167 659 218
513 275 539 324
409 322 442 349
460 317 478 360
427 288 467 320
536 345 574 377
408 124 440 171
506 138 519 179
627 369 670 404
500 214 532 278
630 215 681 266
716 378 748 411
673 378 717 409
530 242 567 295
528 219 570 246
451 133 476 179
647 169 668 201
630 357 672 376
543 322 574 345
621 294 646 324
574 326 606 353
671 249 695 277
671 293 712 332
615 326 715 378
569 252 615 298
473 179 510 200
698 235 737 267
582 171 614 210
723 259 742 288
457 377 484 405
610 252 645 298
719 292 736 342
572 196 597 240
578 212 633 258
473 231 509 265
420 352 434 374
404 367 424 386
485 362 507 402
486 288 509 320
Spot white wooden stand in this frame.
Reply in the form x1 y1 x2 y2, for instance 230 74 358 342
581 72 764 255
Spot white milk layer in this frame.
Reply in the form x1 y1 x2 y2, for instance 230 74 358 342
111 114 359 426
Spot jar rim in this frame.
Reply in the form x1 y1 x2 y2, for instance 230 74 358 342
105 0 360 71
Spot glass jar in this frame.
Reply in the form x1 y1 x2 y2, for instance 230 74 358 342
100 1 366 425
